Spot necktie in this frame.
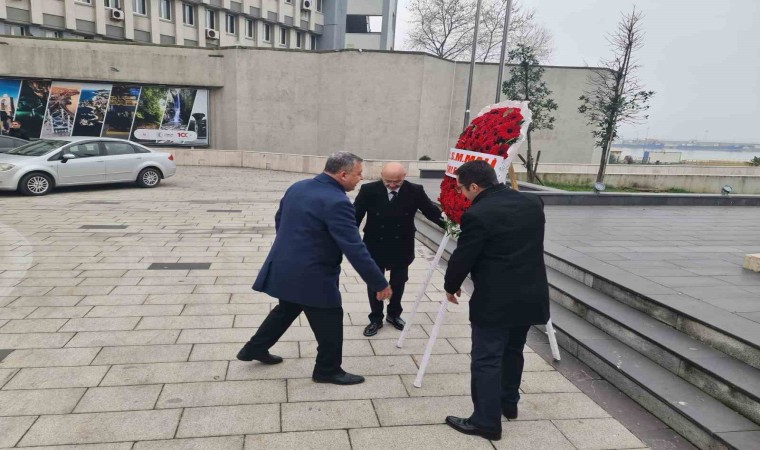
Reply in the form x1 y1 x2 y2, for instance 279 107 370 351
389 191 398 202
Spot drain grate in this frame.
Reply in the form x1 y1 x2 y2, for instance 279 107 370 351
0 349 13 363
148 263 212 270
80 225 128 229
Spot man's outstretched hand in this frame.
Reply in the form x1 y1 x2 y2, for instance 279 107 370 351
376 286 393 301
446 289 461 304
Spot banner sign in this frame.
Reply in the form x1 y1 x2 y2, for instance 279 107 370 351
0 78 209 147
445 148 508 184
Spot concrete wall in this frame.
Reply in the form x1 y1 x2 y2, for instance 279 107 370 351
0 36 599 162
168 149 760 194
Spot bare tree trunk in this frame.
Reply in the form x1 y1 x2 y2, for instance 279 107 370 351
526 131 535 183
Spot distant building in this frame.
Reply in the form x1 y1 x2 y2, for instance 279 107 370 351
0 0 396 51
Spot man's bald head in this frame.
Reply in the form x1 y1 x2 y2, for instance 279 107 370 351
381 162 406 190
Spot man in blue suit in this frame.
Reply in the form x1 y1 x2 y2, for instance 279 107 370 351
237 152 393 385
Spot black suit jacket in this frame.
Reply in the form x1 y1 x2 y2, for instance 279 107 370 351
444 184 550 327
354 180 444 267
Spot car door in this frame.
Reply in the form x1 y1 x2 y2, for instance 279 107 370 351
102 141 143 182
56 141 106 185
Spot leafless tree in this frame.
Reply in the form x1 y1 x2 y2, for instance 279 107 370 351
477 0 553 62
578 7 654 184
405 0 553 62
405 0 476 60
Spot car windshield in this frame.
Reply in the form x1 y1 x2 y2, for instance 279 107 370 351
5 140 69 157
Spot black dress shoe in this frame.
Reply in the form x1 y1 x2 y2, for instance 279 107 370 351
445 416 501 441
313 372 365 385
502 403 518 420
363 322 383 337
386 316 406 331
236 350 283 364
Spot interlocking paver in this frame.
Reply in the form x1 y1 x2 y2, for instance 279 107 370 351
3 365 108 389
19 409 182 446
74 385 163 413
156 380 286 408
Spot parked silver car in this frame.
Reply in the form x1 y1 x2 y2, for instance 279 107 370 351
0 137 177 196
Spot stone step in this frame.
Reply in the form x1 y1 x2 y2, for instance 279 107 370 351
548 266 760 426
543 242 760 370
549 303 760 450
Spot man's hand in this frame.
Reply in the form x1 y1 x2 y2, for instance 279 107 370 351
446 289 461 304
376 286 393 301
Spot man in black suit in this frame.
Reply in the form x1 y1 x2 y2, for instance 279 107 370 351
443 160 550 441
354 162 444 337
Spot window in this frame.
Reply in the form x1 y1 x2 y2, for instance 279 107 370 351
245 19 254 39
310 34 316 50
317 0 322 12
263 23 271 42
182 3 194 25
10 25 29 36
296 31 303 49
159 0 172 20
76 0 92 4
44 30 64 39
205 9 217 30
285 0 292 3
66 143 101 159
225 14 236 34
279 27 287 46
103 142 136 156
133 0 147 15
104 0 121 9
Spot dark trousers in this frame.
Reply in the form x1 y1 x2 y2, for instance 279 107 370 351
242 299 344 378
469 323 530 433
367 263 409 323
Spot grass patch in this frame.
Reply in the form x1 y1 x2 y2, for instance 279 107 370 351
541 181 691 194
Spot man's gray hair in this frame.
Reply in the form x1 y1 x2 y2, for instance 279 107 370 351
324 152 363 174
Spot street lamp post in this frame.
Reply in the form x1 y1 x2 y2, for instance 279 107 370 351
495 0 513 103
463 0 484 131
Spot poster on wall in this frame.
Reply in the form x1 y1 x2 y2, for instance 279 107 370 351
72 83 113 137
102 84 141 139
11 80 52 139
41 82 83 138
0 78 210 147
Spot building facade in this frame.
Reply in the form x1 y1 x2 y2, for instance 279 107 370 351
0 0 396 50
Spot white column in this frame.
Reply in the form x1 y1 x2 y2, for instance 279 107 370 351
149 0 161 43
29 0 44 25
0 0 7 20
173 0 183 44
95 0 107 36
63 0 76 30
197 3 206 47
124 0 135 40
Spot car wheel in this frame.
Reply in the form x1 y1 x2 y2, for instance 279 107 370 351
19 172 53 196
137 167 161 188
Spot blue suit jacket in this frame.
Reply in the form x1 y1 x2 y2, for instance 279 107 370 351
253 173 389 308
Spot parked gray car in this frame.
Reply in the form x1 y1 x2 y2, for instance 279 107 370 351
0 135 28 152
0 137 177 195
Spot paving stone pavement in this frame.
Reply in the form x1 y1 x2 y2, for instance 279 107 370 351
0 167 649 449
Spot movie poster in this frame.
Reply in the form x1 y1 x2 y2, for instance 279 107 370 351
41 82 82 138
13 80 51 139
0 79 21 131
72 83 113 137
130 86 169 142
102 84 141 139
0 78 210 146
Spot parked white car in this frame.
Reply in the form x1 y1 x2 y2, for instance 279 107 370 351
0 137 177 196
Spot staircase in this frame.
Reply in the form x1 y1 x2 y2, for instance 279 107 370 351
414 216 760 450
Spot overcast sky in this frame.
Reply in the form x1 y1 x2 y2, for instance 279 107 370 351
394 0 760 143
